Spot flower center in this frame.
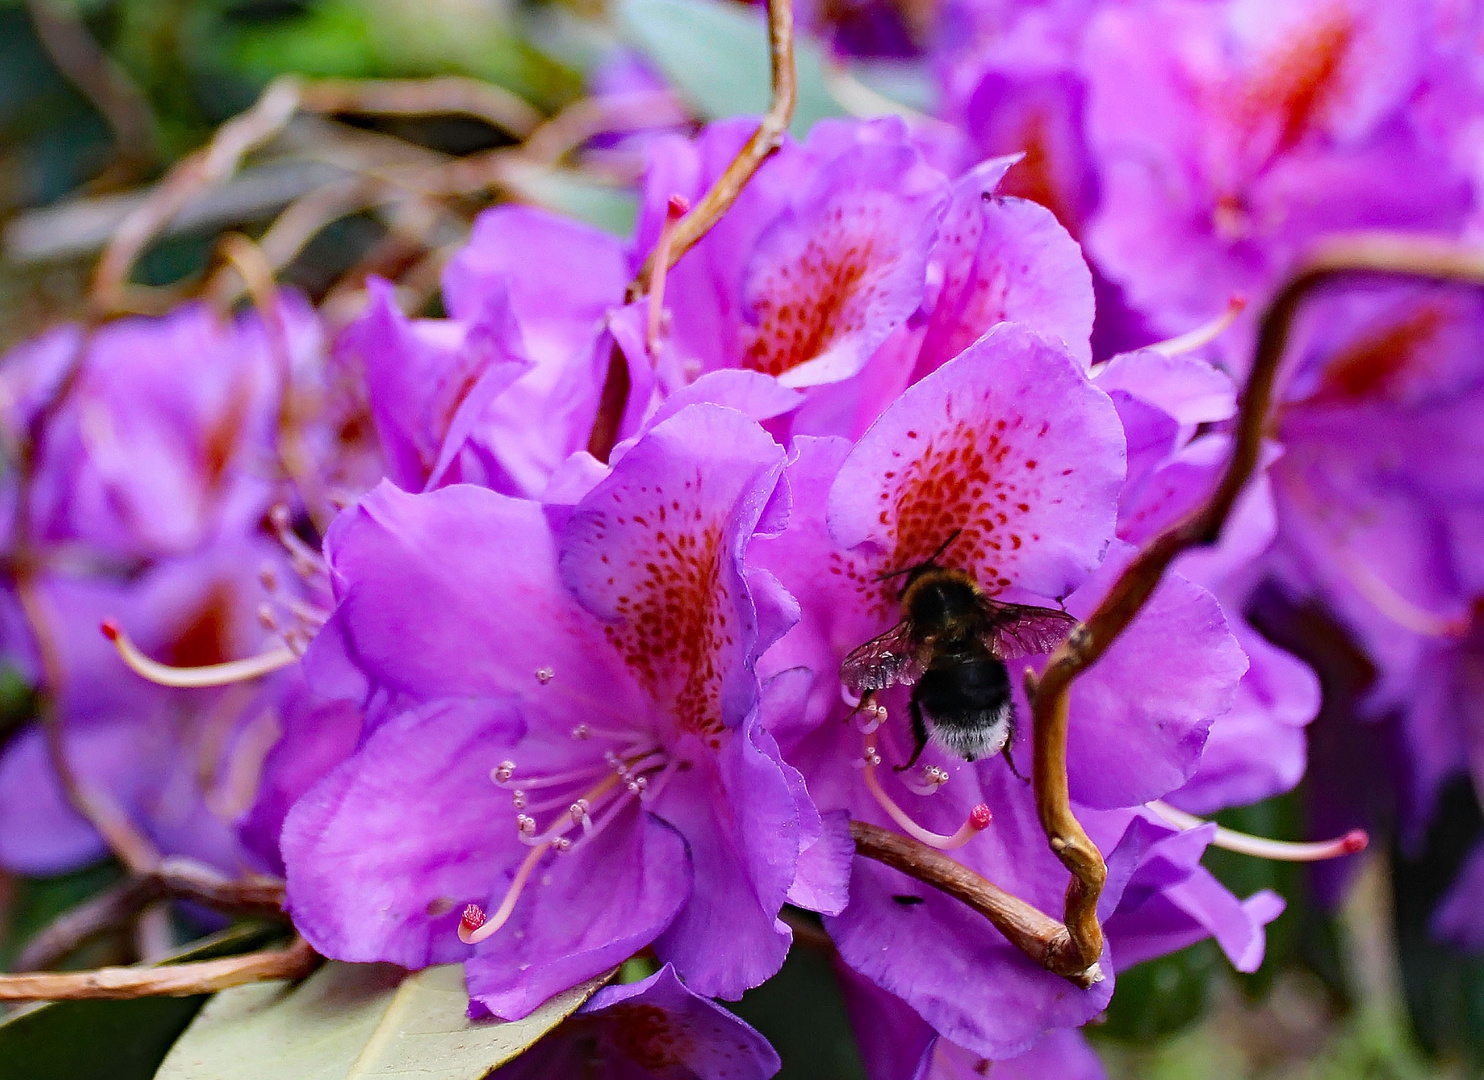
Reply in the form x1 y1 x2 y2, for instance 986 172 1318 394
459 716 676 946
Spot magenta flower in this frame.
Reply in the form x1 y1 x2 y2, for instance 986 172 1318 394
838 957 1108 1080
0 299 328 875
750 324 1261 1056
1081 0 1476 365
492 962 780 1080
0 542 293 875
282 405 841 1018
1249 280 1484 853
1 299 321 560
1095 346 1321 813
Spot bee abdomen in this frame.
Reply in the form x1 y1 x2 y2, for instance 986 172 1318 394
931 702 1013 761
915 657 1015 762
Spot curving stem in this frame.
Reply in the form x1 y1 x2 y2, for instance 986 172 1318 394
1027 230 1484 977
587 0 797 462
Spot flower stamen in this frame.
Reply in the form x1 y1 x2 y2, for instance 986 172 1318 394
1332 544 1468 638
1149 294 1247 357
1147 800 1368 861
100 620 297 688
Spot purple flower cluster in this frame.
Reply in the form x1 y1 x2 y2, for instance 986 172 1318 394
3 0 1480 1072
936 0 1484 948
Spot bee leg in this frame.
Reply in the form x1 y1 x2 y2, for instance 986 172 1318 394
1002 742 1030 783
845 689 875 724
894 694 930 773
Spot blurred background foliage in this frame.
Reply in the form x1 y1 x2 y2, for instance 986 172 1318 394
0 1 1481 1077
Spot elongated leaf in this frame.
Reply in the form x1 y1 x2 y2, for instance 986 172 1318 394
615 0 845 137
0 923 281 1080
155 961 612 1079
499 161 638 236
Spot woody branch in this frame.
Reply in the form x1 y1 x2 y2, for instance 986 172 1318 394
0 938 317 1002
587 0 797 461
1025 230 1484 977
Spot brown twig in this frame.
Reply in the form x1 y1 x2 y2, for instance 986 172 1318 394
626 0 796 298
15 859 288 973
216 234 332 531
25 0 158 174
12 570 160 876
92 77 304 315
521 89 689 166
0 937 317 1001
586 0 796 463
850 822 1100 987
90 73 543 314
299 76 541 141
1025 231 1484 976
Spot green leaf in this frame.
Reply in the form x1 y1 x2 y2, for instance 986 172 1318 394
498 161 638 236
0 923 281 1080
212 0 579 113
1 860 124 970
154 961 612 1079
615 0 845 138
1095 940 1223 1042
730 927 866 1080
1394 779 1484 1064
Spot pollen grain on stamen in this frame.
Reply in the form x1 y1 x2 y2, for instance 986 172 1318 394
101 620 297 688
1147 800 1368 862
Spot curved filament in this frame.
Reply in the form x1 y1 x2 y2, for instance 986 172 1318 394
1149 295 1247 357
1147 800 1368 862
101 620 297 688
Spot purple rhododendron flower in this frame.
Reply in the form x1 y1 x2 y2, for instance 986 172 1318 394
750 324 1268 1056
0 298 330 875
282 404 839 1017
492 963 780 1080
1081 0 1476 364
838 952 1108 1079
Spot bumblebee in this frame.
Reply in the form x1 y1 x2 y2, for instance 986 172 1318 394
840 532 1075 773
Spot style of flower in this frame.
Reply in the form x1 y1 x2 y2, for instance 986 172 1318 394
281 404 843 1019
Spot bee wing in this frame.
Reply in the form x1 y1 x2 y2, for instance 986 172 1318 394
840 621 927 693
980 601 1077 660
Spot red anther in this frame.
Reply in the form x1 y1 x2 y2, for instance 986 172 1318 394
667 195 690 218
1341 829 1369 854
100 619 120 642
969 804 992 830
